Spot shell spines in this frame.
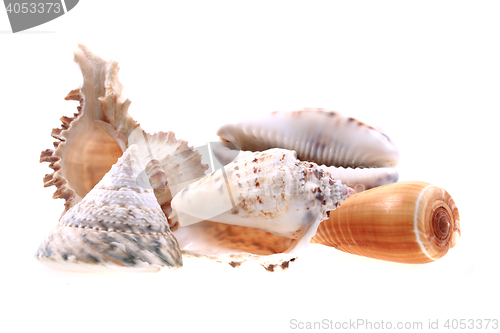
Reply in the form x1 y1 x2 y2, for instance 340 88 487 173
41 45 138 216
41 45 208 222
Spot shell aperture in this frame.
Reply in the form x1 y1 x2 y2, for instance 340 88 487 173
40 45 207 222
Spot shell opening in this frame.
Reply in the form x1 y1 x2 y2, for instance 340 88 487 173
41 45 208 221
58 122 123 200
173 221 294 257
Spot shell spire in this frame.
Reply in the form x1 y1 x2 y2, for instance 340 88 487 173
36 145 183 272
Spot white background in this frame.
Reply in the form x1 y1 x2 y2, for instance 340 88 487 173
1 1 499 332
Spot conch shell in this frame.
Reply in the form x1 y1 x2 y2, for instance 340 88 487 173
312 181 460 263
215 109 400 192
169 148 354 270
36 145 183 272
40 45 207 225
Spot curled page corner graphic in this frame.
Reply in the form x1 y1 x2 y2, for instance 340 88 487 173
4 0 79 33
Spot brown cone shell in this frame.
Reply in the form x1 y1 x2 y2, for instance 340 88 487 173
312 181 460 264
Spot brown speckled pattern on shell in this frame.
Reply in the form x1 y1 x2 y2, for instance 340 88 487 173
217 108 399 168
215 108 400 192
171 148 353 239
170 148 353 270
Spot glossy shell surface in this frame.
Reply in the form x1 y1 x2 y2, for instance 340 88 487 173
216 109 400 191
312 181 460 263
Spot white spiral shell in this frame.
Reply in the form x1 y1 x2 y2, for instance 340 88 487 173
169 148 354 270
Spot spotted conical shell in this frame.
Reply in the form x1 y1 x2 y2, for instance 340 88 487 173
36 145 183 272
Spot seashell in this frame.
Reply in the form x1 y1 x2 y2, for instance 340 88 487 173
128 130 208 231
40 45 207 225
169 148 354 271
36 145 183 272
312 181 460 264
215 109 400 192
